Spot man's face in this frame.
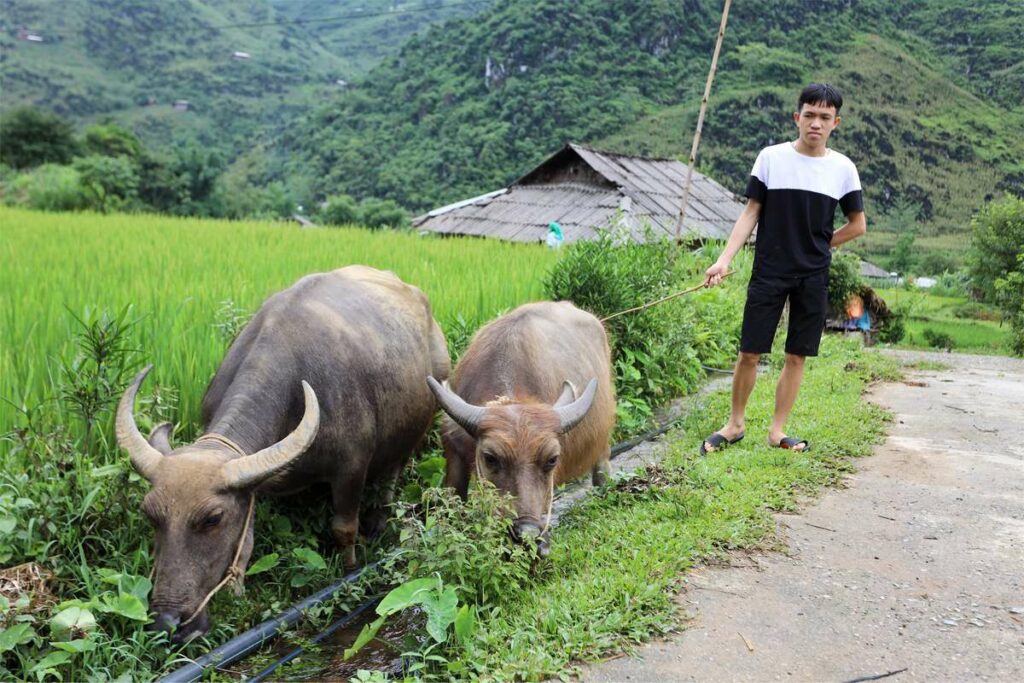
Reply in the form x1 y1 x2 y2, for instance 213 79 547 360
793 101 840 148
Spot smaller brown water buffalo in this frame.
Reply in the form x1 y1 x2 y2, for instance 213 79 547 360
116 266 449 641
427 301 615 555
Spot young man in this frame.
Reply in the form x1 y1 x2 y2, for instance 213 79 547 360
701 83 867 455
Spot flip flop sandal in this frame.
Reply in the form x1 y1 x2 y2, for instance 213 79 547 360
773 436 810 451
699 431 745 456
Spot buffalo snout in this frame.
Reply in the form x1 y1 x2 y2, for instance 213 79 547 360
148 608 208 643
511 518 550 558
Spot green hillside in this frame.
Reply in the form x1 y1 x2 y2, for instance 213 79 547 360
281 0 1023 236
0 0 490 157
603 33 1024 234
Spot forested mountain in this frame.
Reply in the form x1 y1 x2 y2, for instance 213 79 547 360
3 0 1022 238
281 0 1023 235
0 0 490 157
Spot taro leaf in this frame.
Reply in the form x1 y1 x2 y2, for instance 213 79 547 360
51 638 97 653
118 574 152 605
49 606 97 640
289 573 312 588
0 516 15 534
422 586 458 643
376 577 437 616
292 546 326 571
246 553 280 576
99 593 148 621
342 615 386 660
0 623 37 653
29 650 73 679
453 604 476 643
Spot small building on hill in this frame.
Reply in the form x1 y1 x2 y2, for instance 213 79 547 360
413 143 744 243
859 258 898 285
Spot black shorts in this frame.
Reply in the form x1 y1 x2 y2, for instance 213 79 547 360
739 270 829 357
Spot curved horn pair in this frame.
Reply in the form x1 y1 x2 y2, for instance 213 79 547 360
116 367 321 489
426 375 598 436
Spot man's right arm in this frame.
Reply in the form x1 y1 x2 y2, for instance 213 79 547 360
704 198 761 287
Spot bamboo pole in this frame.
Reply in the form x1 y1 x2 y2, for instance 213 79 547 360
673 0 733 244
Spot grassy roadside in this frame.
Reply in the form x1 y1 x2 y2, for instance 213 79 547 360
461 337 900 680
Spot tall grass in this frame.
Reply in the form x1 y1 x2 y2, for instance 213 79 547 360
0 207 556 438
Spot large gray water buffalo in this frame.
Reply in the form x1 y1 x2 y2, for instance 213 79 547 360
116 265 449 641
427 301 615 555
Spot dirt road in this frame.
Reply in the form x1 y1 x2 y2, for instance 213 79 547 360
583 350 1024 682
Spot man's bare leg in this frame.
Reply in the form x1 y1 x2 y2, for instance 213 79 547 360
703 351 759 452
768 353 808 449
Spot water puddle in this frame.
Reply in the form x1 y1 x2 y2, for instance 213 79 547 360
274 607 428 680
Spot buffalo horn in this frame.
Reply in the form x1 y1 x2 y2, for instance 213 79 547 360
116 365 164 481
426 376 485 438
554 377 598 434
220 381 321 490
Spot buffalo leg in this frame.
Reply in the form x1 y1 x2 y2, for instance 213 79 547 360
330 474 364 569
591 447 611 487
444 452 471 500
360 460 404 538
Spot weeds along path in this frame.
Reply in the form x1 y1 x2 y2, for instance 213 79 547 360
583 350 1024 682
550 372 737 526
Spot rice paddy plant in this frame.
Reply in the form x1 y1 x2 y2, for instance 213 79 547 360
0 207 555 679
0 207 557 439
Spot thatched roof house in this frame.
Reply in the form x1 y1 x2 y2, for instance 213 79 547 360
413 143 744 243
859 258 897 283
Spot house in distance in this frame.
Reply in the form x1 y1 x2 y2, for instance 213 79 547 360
413 143 744 244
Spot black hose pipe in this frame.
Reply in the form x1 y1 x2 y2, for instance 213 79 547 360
248 596 382 682
158 562 380 683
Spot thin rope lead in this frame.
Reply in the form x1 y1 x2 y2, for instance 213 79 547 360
600 271 734 323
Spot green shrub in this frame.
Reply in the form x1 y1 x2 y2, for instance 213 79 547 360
995 251 1024 356
360 197 409 229
828 252 864 314
2 164 87 211
918 251 959 276
545 229 744 437
73 155 139 213
929 269 972 297
922 328 954 350
319 194 361 226
877 308 906 344
0 107 79 169
969 196 1024 302
951 301 1001 321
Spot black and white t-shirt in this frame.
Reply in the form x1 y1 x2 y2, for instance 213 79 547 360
745 142 863 276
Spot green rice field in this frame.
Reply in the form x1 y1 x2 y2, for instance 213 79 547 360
0 207 557 438
875 287 1014 354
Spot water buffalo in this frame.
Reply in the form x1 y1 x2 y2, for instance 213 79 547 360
426 301 615 555
116 265 450 640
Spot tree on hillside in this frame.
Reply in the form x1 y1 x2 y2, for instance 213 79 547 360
890 230 917 276
82 123 144 160
320 194 361 226
969 195 1024 301
73 155 139 213
0 107 79 169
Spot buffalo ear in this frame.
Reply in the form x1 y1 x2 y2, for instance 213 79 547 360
148 422 175 455
553 381 577 407
554 378 598 434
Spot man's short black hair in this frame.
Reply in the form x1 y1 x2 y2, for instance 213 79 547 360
798 83 843 114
